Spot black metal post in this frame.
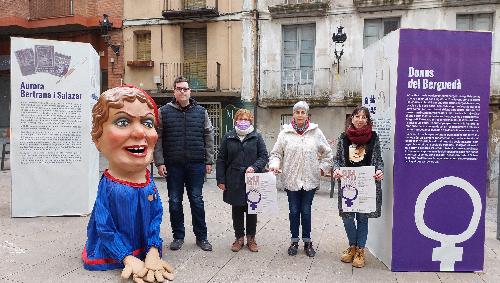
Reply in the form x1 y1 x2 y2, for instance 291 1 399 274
216 62 221 91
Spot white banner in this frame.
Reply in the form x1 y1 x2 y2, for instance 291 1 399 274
245 172 278 215
340 166 376 213
10 37 100 217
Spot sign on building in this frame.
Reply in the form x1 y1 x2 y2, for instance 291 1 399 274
363 29 491 271
10 37 100 217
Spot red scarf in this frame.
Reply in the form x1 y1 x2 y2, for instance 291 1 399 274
346 124 373 145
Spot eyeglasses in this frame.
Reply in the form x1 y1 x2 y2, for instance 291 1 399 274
175 87 190 92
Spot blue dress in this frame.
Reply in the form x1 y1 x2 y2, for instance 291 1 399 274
82 170 163 271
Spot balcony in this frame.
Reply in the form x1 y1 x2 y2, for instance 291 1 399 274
159 61 221 92
29 0 73 20
260 68 332 106
268 0 329 19
127 60 154 68
260 67 363 107
162 0 219 20
443 0 500 7
353 0 413 12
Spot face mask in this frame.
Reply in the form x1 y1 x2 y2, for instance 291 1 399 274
236 120 251 130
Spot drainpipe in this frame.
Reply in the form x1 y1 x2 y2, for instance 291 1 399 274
252 0 259 126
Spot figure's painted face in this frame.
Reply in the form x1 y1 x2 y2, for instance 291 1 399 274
352 111 368 129
95 99 158 175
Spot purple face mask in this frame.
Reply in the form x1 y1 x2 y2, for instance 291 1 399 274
235 120 251 130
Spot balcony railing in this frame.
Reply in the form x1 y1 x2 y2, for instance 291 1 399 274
260 63 500 106
443 0 500 7
162 0 219 20
336 66 363 99
268 0 329 18
29 0 73 20
353 0 412 12
160 61 221 91
260 68 332 101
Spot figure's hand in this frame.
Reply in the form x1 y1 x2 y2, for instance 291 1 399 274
157 165 167 177
374 170 384 181
246 167 255 173
121 255 148 280
268 166 281 175
217 184 226 191
144 247 175 282
206 165 212 174
333 169 343 179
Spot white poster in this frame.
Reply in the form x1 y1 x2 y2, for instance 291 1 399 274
245 172 278 215
340 166 376 213
10 37 100 217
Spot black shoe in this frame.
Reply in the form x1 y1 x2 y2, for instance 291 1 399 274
196 239 213 251
169 239 184 251
304 242 316 257
287 242 299 256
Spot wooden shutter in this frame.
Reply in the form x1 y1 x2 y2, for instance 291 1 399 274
136 33 151 61
299 25 315 81
364 19 381 48
456 15 471 31
383 18 400 36
185 0 206 9
282 24 315 81
183 28 207 89
474 14 493 31
456 14 492 31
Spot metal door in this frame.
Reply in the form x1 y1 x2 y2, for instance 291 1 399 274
198 102 221 159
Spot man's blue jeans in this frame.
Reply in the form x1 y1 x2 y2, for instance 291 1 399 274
286 189 316 243
342 213 369 248
166 162 208 241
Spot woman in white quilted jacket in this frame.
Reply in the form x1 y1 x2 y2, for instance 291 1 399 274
269 101 333 257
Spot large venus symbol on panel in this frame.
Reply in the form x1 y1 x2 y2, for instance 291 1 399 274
414 176 482 271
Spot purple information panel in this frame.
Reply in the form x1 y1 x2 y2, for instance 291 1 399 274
392 29 491 271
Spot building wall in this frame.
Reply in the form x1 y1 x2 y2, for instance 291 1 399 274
208 21 242 91
124 0 163 19
257 0 500 196
0 1 29 18
123 0 244 92
124 0 244 19
256 105 353 152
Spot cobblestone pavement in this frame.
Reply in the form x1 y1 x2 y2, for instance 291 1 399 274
0 162 499 282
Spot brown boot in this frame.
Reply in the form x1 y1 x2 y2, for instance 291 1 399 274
231 237 244 252
340 246 357 263
352 248 365 268
246 235 258 252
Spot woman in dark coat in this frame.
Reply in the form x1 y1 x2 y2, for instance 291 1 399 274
216 109 269 252
333 106 384 268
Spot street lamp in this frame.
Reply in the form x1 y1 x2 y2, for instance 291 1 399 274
99 14 120 56
332 26 347 74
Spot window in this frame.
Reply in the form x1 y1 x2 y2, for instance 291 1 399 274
136 32 151 61
363 18 400 48
185 0 206 10
183 28 207 90
456 13 493 31
282 24 316 86
280 114 312 127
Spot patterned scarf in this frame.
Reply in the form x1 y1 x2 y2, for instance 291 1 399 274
291 118 309 135
346 124 373 145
